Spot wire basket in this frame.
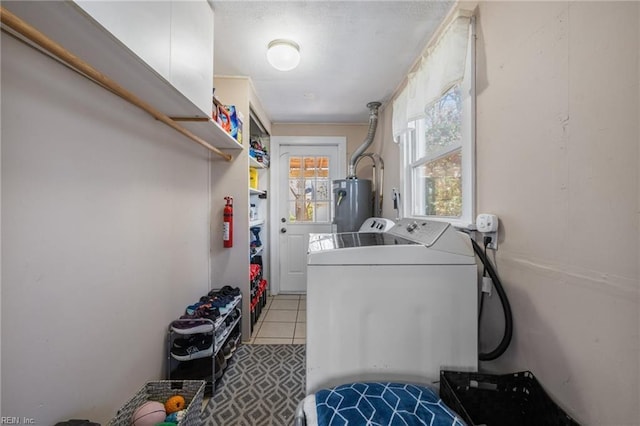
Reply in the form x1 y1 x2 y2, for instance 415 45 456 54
108 380 205 426
440 370 580 426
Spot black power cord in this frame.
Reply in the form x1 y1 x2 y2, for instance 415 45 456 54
463 231 513 361
478 236 491 321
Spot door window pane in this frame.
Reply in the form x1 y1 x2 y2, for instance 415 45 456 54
316 180 329 201
288 155 331 223
289 157 302 178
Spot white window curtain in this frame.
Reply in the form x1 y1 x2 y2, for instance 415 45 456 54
391 87 409 139
393 14 471 138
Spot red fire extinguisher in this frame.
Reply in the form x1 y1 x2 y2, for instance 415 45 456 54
223 196 233 248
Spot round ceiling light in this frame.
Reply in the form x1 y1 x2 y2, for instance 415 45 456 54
267 39 300 71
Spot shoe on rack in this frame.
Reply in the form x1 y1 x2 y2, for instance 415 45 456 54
171 307 219 334
222 335 239 360
215 324 227 339
224 315 234 327
222 342 233 360
170 335 213 361
173 333 208 349
185 302 205 315
215 305 231 316
221 285 240 295
194 304 219 316
214 351 227 380
230 332 241 352
216 350 227 370
171 318 213 334
230 307 241 321
212 286 241 298
215 327 229 349
212 294 235 304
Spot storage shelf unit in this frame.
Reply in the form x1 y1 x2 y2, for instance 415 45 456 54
248 111 270 333
210 76 272 342
4 1 243 151
167 294 242 397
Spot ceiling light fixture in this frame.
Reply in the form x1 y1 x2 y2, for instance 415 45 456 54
267 39 300 71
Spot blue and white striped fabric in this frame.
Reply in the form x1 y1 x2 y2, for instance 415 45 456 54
315 382 466 426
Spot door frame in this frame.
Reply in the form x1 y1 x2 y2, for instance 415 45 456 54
269 136 347 295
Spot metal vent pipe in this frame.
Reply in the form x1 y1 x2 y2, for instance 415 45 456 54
353 153 384 217
348 101 381 178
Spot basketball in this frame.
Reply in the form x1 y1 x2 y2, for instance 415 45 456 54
131 401 166 426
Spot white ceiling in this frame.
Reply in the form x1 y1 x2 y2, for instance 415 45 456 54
211 1 454 124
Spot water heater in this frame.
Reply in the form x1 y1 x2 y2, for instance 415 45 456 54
333 178 372 232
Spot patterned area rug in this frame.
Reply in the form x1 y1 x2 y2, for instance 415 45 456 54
202 344 306 425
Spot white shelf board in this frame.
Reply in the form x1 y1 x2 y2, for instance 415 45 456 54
250 156 266 169
250 246 264 258
178 119 243 150
249 188 265 196
4 1 243 151
249 219 265 227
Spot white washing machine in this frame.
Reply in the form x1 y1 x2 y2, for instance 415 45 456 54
306 218 478 394
358 217 396 232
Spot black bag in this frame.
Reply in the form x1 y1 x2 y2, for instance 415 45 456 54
55 420 100 426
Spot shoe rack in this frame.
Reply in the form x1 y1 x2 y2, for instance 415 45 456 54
166 291 242 396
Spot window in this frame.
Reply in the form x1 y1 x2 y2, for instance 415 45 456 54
411 86 463 217
287 156 331 223
395 14 475 227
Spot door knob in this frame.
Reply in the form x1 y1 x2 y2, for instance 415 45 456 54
280 227 287 234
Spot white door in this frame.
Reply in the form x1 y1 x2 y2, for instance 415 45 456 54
271 137 345 294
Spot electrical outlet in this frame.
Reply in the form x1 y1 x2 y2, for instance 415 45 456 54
476 214 499 250
476 214 498 233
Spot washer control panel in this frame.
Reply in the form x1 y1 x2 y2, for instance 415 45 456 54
387 218 450 246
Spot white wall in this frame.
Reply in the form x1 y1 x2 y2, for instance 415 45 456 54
272 123 369 161
378 2 638 424
1 33 211 423
210 76 252 341
475 2 639 424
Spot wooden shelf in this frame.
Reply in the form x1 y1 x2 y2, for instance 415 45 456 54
3 1 243 151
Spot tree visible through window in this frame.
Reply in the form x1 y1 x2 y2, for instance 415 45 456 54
416 86 463 217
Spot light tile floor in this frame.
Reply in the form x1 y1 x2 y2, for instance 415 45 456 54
248 294 306 344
